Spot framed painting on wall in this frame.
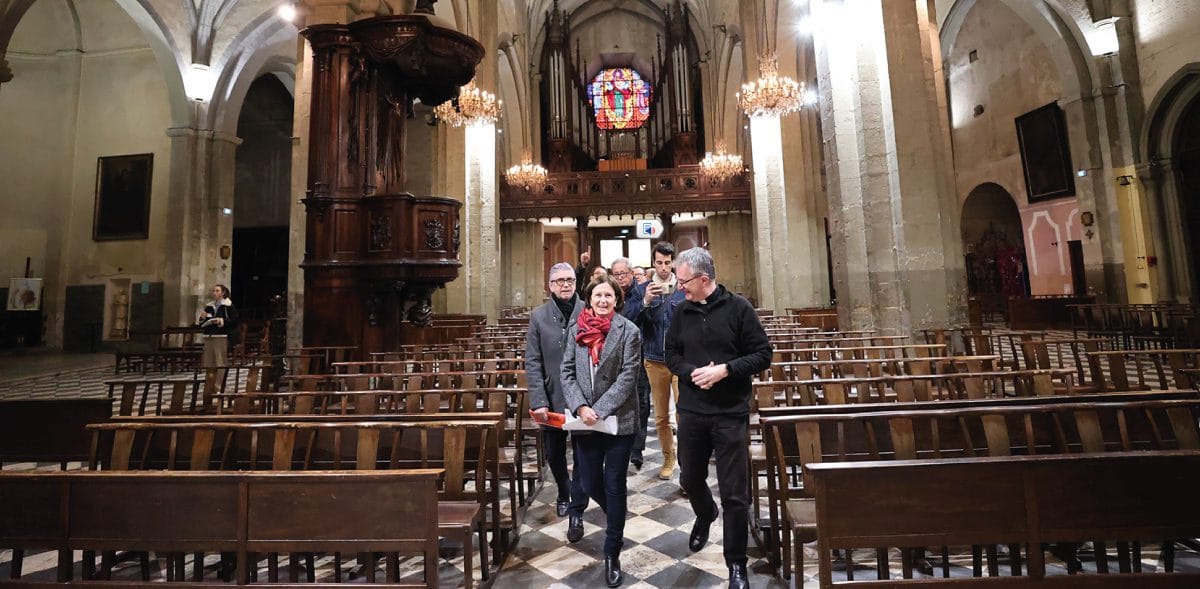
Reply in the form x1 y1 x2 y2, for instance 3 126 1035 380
1014 102 1076 203
7 278 42 311
93 153 153 240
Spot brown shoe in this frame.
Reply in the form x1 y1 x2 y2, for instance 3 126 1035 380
658 452 676 480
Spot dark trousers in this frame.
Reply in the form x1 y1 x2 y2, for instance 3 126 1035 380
632 367 651 453
542 426 587 510
573 432 636 557
677 410 750 567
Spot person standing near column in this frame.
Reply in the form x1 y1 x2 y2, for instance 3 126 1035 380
666 247 772 589
610 257 651 471
562 276 643 588
526 263 587 520
625 241 685 480
198 284 237 367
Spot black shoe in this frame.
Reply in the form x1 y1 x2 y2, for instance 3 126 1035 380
630 451 643 470
689 511 717 552
556 498 570 517
567 514 584 543
728 563 749 589
604 555 623 587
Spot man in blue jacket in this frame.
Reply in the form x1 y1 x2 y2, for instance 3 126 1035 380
665 247 772 589
624 241 686 480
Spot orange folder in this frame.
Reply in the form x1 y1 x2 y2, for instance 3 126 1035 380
529 410 567 428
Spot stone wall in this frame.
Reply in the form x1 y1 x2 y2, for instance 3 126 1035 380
0 0 174 347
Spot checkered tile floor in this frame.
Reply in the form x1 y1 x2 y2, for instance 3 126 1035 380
494 432 789 588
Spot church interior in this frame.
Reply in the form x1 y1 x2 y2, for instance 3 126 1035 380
3 0 1200 587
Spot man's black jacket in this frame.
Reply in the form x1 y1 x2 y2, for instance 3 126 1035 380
665 285 772 416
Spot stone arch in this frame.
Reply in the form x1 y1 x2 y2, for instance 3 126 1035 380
941 0 1126 301
110 0 191 127
1141 63 1200 302
209 13 298 136
961 183 1029 297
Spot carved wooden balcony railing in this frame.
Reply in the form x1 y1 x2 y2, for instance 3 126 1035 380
500 166 752 221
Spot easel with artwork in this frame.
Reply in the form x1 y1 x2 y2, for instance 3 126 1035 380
2 257 44 347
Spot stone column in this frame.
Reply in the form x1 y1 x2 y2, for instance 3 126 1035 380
285 38 312 350
707 212 758 303
162 121 241 328
815 0 965 332
463 121 499 320
500 220 545 309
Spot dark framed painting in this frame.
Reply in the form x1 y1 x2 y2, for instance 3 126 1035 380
1014 102 1075 203
93 153 153 240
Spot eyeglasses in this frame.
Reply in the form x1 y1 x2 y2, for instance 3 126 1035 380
611 271 631 277
550 277 576 286
677 274 707 287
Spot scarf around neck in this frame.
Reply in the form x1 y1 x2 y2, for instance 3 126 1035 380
575 308 612 366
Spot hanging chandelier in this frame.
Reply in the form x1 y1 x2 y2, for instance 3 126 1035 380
504 150 548 191
737 55 804 118
433 78 502 127
699 141 744 181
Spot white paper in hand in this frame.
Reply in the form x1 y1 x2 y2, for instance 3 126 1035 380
563 413 619 435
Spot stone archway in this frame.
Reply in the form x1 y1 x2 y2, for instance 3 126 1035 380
961 183 1029 299
1174 94 1200 303
1143 64 1200 303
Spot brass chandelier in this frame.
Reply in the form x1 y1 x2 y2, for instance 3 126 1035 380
504 150 548 191
699 141 744 181
737 55 804 118
434 78 502 127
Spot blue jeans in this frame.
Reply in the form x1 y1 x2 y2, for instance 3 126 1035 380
573 432 636 557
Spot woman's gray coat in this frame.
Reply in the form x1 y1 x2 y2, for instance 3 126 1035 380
561 313 643 436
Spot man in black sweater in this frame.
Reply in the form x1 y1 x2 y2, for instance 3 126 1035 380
665 247 772 589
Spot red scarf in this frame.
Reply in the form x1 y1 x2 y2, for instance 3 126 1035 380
575 309 612 366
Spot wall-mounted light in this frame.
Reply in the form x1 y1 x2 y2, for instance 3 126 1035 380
1117 175 1133 186
184 63 216 102
221 207 233 215
1087 17 1120 56
1076 169 1088 178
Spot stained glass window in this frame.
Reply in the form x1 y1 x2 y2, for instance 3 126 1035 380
588 68 652 130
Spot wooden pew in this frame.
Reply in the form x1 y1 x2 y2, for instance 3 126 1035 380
0 399 113 469
104 377 204 416
88 418 506 574
281 369 528 393
809 452 1200 587
1085 349 1200 392
0 470 441 586
762 398 1200 582
207 388 535 507
753 369 1075 407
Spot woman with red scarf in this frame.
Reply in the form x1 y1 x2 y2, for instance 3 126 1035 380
562 276 643 588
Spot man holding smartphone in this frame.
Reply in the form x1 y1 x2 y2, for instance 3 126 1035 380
624 241 686 481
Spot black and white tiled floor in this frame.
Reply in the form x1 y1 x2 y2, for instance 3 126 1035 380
495 432 789 588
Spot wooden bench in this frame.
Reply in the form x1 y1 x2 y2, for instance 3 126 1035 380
0 470 441 586
753 369 1075 407
1085 349 1200 392
0 399 112 468
764 355 999 381
762 398 1200 582
104 377 204 416
281 369 529 392
809 451 1200 587
88 418 506 577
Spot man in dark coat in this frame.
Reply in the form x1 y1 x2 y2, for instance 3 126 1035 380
666 247 772 589
526 262 586 518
